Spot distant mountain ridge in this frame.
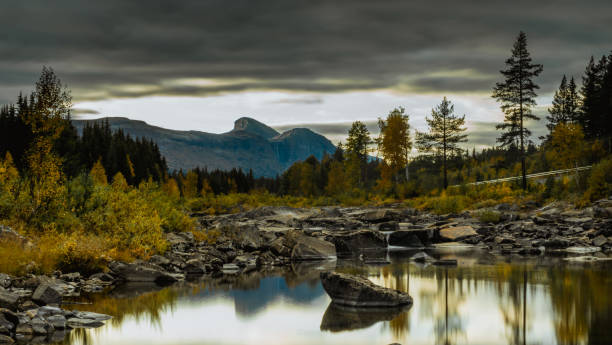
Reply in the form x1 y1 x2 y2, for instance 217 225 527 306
72 117 336 177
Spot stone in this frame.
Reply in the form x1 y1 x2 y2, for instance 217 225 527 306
0 334 13 343
15 323 32 334
388 230 432 247
269 237 291 257
30 317 52 334
59 272 80 282
331 230 387 255
290 236 336 261
592 235 608 247
89 272 114 282
320 272 412 307
66 318 104 328
0 291 19 310
377 221 399 231
45 315 66 329
0 275 10 289
439 226 477 242
148 255 171 267
565 246 601 254
32 284 62 306
108 261 178 284
0 314 15 332
73 311 112 321
542 237 570 248
360 209 399 223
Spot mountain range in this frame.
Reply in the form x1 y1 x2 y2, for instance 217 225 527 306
72 117 336 177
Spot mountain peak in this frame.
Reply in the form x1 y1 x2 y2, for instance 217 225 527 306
232 117 279 139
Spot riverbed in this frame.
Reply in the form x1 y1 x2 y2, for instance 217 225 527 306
60 248 611 345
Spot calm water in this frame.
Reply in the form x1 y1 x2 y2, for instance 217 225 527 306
61 248 611 345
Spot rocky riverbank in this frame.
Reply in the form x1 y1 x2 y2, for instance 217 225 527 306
0 197 610 343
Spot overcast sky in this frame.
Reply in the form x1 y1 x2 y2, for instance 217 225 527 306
1 0 610 148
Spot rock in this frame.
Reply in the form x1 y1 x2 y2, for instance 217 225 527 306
165 232 195 252
592 235 608 247
0 315 14 333
0 275 10 289
439 226 477 242
15 323 32 334
59 272 80 282
218 223 263 251
331 230 387 256
388 230 432 247
31 284 62 306
565 246 601 254
66 318 104 328
320 272 412 307
269 237 291 257
290 236 336 261
108 261 178 284
148 255 171 267
360 209 399 223
30 317 52 334
0 334 13 343
565 217 593 225
45 315 66 329
183 259 208 275
89 272 114 282
594 207 612 218
0 225 26 244
542 237 570 249
377 221 399 231
73 311 112 321
0 291 19 310
222 263 241 273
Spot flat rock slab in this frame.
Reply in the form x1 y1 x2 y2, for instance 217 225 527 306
32 284 62 306
320 272 412 308
291 236 336 261
331 230 387 255
439 226 477 241
66 318 104 328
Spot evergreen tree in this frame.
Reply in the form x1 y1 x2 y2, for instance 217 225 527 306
416 97 468 189
345 121 372 186
545 75 580 141
492 31 543 189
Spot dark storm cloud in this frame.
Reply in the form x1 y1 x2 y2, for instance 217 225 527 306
0 0 610 103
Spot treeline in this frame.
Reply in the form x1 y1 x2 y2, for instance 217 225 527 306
0 97 167 185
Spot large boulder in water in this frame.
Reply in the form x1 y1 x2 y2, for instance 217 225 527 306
388 229 433 247
320 272 412 307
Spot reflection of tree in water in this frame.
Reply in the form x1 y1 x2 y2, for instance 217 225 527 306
433 268 466 345
493 264 531 345
378 264 412 339
547 265 611 345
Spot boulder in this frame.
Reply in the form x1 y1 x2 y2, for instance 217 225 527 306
45 315 66 329
388 229 432 247
330 230 387 255
291 236 336 261
0 334 13 343
0 275 10 289
360 209 400 223
0 309 17 330
439 226 477 242
542 237 570 249
66 318 104 328
410 252 435 263
0 291 19 310
320 272 412 307
108 261 178 284
592 235 608 247
31 284 62 306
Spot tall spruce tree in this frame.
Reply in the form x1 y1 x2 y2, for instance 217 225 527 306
415 97 467 189
492 31 543 189
345 121 372 186
545 75 580 140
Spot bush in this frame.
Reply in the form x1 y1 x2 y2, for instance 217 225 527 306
476 210 501 223
582 156 612 203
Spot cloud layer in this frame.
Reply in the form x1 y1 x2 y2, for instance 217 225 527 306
1 0 610 104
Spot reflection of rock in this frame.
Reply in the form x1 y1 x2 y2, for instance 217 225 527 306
320 272 412 307
320 302 410 332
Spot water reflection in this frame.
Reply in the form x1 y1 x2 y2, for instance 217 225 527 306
59 252 611 345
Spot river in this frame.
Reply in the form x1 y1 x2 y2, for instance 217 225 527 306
59 247 611 345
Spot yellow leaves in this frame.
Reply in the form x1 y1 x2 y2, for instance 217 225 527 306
90 158 108 185
546 123 586 170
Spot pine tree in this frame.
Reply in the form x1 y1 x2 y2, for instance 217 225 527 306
345 121 371 186
492 31 543 189
545 75 580 141
416 97 468 189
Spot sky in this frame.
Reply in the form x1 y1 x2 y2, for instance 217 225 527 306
1 0 610 148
